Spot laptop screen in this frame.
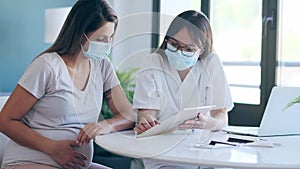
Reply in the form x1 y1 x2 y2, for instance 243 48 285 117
258 86 300 136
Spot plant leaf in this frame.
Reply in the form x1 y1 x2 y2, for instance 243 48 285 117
283 96 300 111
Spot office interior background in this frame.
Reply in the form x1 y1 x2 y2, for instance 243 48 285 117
0 0 299 126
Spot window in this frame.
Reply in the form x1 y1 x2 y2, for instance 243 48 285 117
205 0 278 126
210 0 262 105
276 0 300 86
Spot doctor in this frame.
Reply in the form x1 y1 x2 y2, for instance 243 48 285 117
133 10 233 169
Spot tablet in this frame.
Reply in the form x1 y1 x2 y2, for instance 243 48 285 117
137 105 215 138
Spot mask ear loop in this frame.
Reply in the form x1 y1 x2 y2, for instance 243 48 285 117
81 33 90 53
83 33 89 41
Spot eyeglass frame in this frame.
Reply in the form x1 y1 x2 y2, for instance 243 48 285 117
164 37 202 57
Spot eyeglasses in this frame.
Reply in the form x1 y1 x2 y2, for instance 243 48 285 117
165 37 201 57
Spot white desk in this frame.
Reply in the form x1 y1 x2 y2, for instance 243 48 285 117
95 129 300 169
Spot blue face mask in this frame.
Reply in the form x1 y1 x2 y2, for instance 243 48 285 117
82 34 111 61
165 44 198 71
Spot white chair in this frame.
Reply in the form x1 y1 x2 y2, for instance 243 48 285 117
0 96 9 166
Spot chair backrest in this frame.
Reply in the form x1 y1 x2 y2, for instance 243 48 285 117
0 96 9 165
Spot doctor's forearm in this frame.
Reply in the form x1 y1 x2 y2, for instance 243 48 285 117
206 109 228 130
205 115 228 130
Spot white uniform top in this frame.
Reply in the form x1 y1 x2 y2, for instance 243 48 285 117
1 52 119 169
133 52 233 169
133 52 233 121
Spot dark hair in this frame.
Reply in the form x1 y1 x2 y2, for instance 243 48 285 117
158 10 213 60
41 0 118 56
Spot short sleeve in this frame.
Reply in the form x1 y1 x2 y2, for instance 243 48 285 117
101 59 120 92
203 53 234 111
133 67 161 110
18 56 53 99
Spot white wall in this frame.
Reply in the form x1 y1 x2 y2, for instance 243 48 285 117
108 0 153 71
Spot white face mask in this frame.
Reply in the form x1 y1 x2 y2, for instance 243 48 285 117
82 34 111 61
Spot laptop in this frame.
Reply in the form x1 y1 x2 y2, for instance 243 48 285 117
224 86 300 137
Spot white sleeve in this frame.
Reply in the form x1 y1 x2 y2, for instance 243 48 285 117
18 57 53 99
133 67 161 110
203 54 234 111
101 59 120 92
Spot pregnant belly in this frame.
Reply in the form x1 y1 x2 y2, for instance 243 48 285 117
35 128 94 168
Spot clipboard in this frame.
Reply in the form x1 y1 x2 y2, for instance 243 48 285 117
137 105 215 138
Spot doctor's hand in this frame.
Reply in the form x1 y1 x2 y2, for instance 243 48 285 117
134 114 160 134
76 121 111 145
47 140 87 169
179 113 208 129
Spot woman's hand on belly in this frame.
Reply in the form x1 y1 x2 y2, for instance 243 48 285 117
76 122 111 145
46 139 88 169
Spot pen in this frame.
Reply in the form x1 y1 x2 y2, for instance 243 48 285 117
192 116 199 133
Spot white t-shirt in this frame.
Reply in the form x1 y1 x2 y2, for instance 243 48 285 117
2 52 119 169
133 52 233 121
